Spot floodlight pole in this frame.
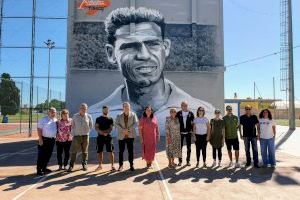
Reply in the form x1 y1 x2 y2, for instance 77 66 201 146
288 0 295 130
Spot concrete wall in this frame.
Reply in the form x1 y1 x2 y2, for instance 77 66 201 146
66 0 225 116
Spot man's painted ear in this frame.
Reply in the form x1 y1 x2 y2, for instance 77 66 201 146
105 44 117 64
163 39 171 57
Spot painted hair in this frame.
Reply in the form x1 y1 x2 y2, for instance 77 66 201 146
105 7 165 45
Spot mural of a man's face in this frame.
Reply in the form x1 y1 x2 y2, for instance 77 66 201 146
106 22 171 87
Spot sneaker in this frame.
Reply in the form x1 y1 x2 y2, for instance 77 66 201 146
218 161 222 167
186 162 191 166
130 166 135 171
178 161 182 166
82 165 88 171
196 162 199 168
43 168 52 173
118 165 123 171
63 165 67 170
58 166 63 171
228 161 233 167
235 162 241 168
67 166 73 172
245 162 251 167
212 160 216 167
203 163 207 168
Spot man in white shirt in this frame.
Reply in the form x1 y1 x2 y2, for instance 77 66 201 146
36 107 57 176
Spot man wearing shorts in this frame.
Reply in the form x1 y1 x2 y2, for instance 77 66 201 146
95 106 115 171
223 105 240 168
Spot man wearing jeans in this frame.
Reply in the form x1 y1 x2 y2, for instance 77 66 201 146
177 101 194 166
240 105 260 168
68 103 93 172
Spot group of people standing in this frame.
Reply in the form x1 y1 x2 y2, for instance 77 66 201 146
36 101 277 176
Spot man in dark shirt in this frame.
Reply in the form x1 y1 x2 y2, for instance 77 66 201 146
95 106 115 171
239 105 260 168
176 101 195 166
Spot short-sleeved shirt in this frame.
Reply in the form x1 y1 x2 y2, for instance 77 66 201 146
223 115 239 139
259 118 276 139
71 113 93 136
37 116 57 138
194 117 209 135
95 116 114 134
240 114 259 138
56 118 72 142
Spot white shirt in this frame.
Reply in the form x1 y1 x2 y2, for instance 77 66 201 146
182 111 189 129
37 116 58 138
259 118 276 139
194 117 209 135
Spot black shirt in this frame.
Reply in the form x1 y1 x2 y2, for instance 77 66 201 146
240 114 259 137
95 116 114 132
176 111 195 133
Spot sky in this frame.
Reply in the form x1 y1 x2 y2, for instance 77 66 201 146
0 0 299 106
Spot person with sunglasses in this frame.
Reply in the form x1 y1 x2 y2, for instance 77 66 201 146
193 107 210 168
239 105 260 168
165 108 182 168
209 109 225 167
223 105 240 168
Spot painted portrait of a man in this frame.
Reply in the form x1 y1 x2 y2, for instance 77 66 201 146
89 7 215 133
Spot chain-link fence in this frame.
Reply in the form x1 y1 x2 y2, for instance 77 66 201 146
0 78 65 136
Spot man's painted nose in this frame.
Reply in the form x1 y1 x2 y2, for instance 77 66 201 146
136 43 151 60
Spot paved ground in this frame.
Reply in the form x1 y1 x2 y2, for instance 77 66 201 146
0 128 300 200
0 123 37 136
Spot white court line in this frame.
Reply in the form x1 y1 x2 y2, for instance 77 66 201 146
12 152 83 200
12 175 49 200
154 158 173 200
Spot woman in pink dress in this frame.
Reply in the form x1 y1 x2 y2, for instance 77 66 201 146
139 106 160 169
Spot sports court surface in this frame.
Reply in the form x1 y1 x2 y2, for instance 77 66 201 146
0 128 300 200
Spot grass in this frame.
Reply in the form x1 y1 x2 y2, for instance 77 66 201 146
275 119 300 127
3 113 46 123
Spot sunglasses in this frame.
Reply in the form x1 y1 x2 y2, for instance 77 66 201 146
170 111 177 113
245 108 251 111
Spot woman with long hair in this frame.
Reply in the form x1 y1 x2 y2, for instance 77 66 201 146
139 106 160 169
258 109 276 168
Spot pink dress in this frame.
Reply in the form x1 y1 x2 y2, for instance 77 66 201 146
139 116 159 161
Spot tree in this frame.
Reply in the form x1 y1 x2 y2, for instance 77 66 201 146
35 99 65 112
0 73 20 117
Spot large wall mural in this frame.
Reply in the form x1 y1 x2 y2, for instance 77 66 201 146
67 0 224 135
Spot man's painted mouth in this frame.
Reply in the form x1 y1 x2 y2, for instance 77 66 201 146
135 65 158 74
